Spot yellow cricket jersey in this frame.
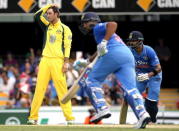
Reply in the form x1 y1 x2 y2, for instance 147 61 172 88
34 5 72 58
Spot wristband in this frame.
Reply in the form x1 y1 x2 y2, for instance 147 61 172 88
101 39 108 44
152 69 158 76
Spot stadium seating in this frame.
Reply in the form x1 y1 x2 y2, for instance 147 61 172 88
159 88 179 110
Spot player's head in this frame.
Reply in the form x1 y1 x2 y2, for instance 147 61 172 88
127 31 144 49
79 12 101 35
46 6 60 23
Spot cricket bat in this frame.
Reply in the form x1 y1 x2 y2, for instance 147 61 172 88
119 99 128 124
61 55 99 104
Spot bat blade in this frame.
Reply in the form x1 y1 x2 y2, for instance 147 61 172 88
119 99 128 124
61 81 80 104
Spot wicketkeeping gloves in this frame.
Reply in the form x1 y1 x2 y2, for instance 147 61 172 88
137 73 149 82
97 39 108 56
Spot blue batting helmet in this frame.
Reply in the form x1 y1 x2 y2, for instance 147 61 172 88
127 31 144 49
79 12 101 35
127 31 144 41
81 12 101 23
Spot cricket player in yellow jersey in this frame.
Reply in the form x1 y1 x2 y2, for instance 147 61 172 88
27 4 75 125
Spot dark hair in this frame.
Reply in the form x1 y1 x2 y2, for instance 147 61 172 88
48 6 60 18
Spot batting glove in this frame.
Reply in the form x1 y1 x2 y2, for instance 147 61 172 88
137 73 149 82
97 39 108 56
73 58 89 71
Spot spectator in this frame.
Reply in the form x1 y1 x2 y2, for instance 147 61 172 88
0 70 16 96
155 38 171 62
102 84 112 105
4 52 18 67
20 60 33 75
0 69 16 108
155 38 171 88
110 84 123 105
32 49 42 69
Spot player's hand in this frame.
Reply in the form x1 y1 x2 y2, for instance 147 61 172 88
137 73 149 82
62 62 69 73
97 39 108 56
73 59 89 71
51 4 60 8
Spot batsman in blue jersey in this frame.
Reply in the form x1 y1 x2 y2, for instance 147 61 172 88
127 31 162 123
79 12 150 128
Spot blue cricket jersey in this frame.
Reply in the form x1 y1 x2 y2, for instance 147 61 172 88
93 22 125 46
131 45 160 74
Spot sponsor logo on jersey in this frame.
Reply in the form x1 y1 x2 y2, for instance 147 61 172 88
136 60 149 68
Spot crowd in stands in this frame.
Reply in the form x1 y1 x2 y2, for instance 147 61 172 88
0 49 123 109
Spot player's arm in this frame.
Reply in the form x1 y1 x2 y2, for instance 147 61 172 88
103 22 118 41
63 26 72 59
148 47 162 77
148 64 162 77
62 26 72 73
97 22 117 56
34 4 51 29
137 47 162 82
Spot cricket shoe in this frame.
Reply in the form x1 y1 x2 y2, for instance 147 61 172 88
27 120 37 125
135 112 151 129
90 108 111 123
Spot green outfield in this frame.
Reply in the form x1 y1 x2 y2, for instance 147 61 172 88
0 125 179 131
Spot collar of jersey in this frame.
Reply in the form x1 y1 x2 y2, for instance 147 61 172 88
50 20 61 27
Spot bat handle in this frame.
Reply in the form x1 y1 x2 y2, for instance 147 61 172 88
88 55 99 68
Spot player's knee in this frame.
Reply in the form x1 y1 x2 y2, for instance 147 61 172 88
126 89 144 109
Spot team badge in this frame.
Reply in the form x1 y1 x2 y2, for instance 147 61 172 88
49 35 56 43
129 33 133 39
56 29 61 34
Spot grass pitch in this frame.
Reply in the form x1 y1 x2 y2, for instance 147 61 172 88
0 125 179 131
